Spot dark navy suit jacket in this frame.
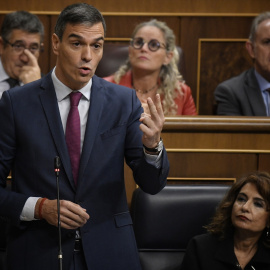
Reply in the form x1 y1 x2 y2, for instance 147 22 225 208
0 72 169 270
214 68 267 116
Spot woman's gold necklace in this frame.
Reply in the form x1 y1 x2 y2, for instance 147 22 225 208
133 83 158 94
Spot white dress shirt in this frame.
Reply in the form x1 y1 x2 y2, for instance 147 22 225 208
0 58 23 99
0 59 11 99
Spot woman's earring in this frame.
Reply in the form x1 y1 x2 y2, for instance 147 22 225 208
267 227 270 240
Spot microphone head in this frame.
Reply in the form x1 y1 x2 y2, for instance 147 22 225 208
54 156 61 169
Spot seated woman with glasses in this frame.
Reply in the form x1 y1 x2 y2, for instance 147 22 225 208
180 171 270 270
103 19 197 116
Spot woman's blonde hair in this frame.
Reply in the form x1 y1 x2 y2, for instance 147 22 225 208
113 19 183 115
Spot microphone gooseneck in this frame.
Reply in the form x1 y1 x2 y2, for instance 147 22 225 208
54 156 63 270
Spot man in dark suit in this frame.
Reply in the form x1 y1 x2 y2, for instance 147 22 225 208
0 3 169 270
0 11 44 98
214 12 270 116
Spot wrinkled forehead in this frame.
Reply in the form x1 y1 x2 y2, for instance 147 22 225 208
7 29 42 44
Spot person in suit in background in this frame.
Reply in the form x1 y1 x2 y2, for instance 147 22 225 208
103 19 197 116
0 3 169 270
181 171 270 270
0 10 44 99
215 12 270 116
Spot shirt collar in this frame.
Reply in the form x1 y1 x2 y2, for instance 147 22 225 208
51 67 92 101
254 69 270 93
0 58 10 83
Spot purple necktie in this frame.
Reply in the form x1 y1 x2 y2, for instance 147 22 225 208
66 92 82 185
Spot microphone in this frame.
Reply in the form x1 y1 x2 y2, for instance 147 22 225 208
54 156 61 177
54 156 63 270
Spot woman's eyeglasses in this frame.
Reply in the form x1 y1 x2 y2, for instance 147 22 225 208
130 37 166 52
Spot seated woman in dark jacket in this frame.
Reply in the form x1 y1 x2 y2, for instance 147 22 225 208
181 171 270 270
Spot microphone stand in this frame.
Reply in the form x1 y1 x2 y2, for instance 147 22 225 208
54 156 63 270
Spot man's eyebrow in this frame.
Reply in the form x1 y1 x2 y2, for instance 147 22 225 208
68 34 104 42
95 37 104 42
68 33 83 39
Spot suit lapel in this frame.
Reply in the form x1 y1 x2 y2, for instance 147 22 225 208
78 76 105 185
39 73 75 189
244 69 267 116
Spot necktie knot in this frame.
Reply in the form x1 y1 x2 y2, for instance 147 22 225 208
70 92 82 107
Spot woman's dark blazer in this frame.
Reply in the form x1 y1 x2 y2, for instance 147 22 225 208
180 233 270 270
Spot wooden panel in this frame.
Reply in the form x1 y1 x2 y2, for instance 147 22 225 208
0 0 269 13
163 116 270 150
104 16 180 43
258 154 270 172
198 39 253 115
168 152 257 178
181 16 253 109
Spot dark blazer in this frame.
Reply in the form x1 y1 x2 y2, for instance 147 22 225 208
180 233 270 270
0 72 169 270
214 68 267 116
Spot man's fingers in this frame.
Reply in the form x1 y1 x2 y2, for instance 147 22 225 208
42 199 90 229
146 94 164 121
154 94 164 115
23 49 39 66
61 200 90 220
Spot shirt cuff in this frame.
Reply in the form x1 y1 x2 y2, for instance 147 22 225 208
20 197 40 221
144 148 163 168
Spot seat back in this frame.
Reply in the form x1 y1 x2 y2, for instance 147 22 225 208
130 184 230 270
95 43 186 79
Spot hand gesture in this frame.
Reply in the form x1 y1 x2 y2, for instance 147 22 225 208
19 49 41 84
139 94 164 150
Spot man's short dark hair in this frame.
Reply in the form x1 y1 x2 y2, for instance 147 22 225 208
54 3 106 41
0 11 44 42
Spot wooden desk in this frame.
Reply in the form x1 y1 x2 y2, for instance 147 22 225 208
125 116 270 205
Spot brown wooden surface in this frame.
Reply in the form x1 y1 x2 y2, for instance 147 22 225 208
0 0 269 13
198 40 253 115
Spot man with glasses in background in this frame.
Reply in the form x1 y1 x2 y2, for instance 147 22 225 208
0 10 44 99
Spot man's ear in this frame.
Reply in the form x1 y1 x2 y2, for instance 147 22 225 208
52 33 60 56
245 40 255 59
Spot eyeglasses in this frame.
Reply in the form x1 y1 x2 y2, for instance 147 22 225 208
3 38 42 54
130 37 166 52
